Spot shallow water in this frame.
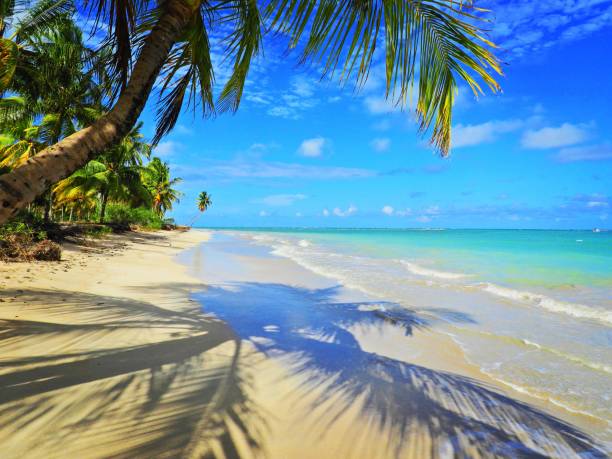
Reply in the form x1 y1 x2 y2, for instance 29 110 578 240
215 228 612 445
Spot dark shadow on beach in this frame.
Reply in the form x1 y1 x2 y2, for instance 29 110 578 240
0 288 266 458
0 282 607 458
195 282 607 459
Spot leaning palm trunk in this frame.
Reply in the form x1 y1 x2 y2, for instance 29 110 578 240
0 0 196 224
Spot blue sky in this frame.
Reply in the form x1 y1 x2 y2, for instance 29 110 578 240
135 0 612 228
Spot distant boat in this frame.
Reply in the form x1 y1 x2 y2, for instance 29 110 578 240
592 228 602 233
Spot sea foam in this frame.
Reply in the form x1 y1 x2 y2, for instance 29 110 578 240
479 282 612 326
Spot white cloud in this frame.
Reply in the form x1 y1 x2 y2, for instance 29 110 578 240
370 138 391 153
175 125 193 135
322 209 330 217
295 212 303 217
415 216 432 223
522 123 590 149
382 205 394 215
553 144 612 162
154 140 182 157
587 201 608 208
175 159 374 181
256 75 321 119
327 96 341 103
452 120 522 148
256 194 307 206
364 97 402 115
259 210 269 217
333 205 357 217
396 208 412 217
267 106 295 119
298 137 329 157
490 2 612 57
291 76 314 97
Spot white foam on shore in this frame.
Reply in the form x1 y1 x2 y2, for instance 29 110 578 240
399 260 469 280
479 282 612 326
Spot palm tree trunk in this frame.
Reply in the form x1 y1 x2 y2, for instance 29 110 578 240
99 189 109 224
43 189 53 223
0 0 197 224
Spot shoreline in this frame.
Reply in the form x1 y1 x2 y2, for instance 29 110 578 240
0 229 608 457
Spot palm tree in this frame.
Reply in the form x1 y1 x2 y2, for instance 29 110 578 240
1 12 107 221
53 123 151 223
143 157 183 217
0 0 501 223
189 191 211 227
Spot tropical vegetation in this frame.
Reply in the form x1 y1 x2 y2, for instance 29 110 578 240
0 0 502 224
0 10 184 231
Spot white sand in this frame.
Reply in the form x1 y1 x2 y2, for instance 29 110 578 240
0 230 606 458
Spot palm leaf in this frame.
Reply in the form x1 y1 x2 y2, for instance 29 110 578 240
0 37 17 90
265 0 502 155
11 0 74 43
216 0 262 113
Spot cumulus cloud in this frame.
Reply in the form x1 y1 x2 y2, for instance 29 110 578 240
255 194 307 206
521 123 590 149
415 216 432 223
490 1 612 57
259 210 269 217
154 140 182 157
175 158 374 181
396 208 412 217
322 209 330 217
364 97 402 115
333 205 357 217
382 205 394 215
298 137 329 157
553 144 612 162
452 119 523 148
370 137 391 153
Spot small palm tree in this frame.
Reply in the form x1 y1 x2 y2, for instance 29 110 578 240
197 192 211 213
190 191 211 227
143 157 183 217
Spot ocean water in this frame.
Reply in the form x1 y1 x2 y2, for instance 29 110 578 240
218 228 612 440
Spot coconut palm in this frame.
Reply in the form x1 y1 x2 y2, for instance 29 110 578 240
143 157 183 216
1 13 107 221
53 123 151 222
0 0 501 223
189 191 211 227
197 191 211 213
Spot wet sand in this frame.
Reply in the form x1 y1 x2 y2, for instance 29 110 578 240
0 230 607 458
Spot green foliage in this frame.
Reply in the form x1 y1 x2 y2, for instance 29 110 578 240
0 211 47 241
81 225 113 238
105 203 163 229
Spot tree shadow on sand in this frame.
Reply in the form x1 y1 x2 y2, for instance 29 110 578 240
195 282 607 459
0 288 267 458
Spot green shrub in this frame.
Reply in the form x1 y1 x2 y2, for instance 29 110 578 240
82 226 113 238
105 203 163 229
0 211 47 242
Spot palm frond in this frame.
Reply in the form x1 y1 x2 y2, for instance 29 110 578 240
265 0 502 155
153 11 215 145
216 0 262 113
83 0 148 89
11 0 74 43
0 37 17 90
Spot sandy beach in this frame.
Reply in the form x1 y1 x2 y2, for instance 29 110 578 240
0 229 607 458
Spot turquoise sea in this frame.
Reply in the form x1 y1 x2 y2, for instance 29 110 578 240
211 228 612 442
